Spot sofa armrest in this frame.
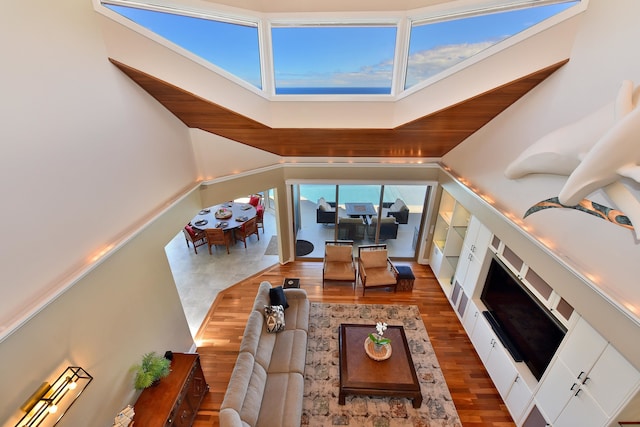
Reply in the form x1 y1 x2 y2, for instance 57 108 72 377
284 288 308 300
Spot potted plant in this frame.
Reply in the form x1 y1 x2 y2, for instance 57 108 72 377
134 352 171 390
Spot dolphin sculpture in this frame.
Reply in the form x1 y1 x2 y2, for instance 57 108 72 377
505 80 640 238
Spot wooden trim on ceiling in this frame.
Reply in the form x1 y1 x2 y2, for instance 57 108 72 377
109 58 568 157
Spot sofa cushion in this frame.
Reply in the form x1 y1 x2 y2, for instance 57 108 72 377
317 198 332 212
371 216 396 224
268 329 308 374
282 290 310 332
264 305 285 333
269 286 289 309
325 244 352 262
361 249 388 268
256 373 304 427
390 198 406 211
365 268 397 286
324 261 355 280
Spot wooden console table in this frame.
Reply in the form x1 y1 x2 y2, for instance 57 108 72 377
134 352 209 426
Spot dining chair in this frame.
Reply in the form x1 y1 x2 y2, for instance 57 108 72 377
204 228 233 254
256 205 265 234
249 194 261 207
234 217 260 248
182 225 207 254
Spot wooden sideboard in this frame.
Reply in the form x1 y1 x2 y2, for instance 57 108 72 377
134 352 209 426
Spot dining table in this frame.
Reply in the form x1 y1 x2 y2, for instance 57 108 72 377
190 202 257 231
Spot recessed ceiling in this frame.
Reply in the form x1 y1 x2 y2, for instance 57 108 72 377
197 0 452 13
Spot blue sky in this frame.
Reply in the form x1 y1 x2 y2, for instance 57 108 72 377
106 1 578 92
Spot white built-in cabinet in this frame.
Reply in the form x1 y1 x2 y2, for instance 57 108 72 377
535 317 640 427
465 297 535 421
429 189 640 427
454 215 491 296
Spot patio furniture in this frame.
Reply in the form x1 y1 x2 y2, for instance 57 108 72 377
368 217 399 240
323 241 356 289
380 199 410 224
316 198 338 224
357 244 398 296
338 217 366 240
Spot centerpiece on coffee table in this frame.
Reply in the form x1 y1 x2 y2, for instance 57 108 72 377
364 322 392 361
215 207 233 219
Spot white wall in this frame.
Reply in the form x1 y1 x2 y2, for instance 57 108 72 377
443 0 640 351
0 0 201 424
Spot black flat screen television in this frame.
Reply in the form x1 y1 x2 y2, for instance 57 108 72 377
480 256 567 380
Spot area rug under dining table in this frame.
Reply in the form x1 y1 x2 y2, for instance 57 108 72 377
302 303 461 427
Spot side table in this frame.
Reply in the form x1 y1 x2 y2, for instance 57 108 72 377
283 278 300 288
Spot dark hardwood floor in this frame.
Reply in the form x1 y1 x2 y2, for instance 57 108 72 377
193 261 515 426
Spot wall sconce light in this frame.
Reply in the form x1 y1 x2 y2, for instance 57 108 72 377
17 366 93 427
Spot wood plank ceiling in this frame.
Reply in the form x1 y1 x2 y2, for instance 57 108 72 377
109 58 568 158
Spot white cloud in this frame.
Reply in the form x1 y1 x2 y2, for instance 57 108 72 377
405 41 498 87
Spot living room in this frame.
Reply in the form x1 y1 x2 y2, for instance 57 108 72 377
3 0 640 426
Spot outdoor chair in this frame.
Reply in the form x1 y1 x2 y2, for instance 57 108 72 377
323 240 356 289
204 227 233 255
380 199 410 224
182 225 207 254
358 244 398 296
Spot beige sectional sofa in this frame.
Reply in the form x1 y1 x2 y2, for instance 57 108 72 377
220 281 310 427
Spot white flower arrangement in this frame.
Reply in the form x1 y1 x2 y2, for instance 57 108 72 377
369 321 390 346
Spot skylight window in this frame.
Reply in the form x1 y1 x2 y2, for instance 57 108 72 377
104 4 262 89
101 0 581 97
405 1 579 89
271 26 397 95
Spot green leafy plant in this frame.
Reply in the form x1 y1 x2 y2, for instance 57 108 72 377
369 322 391 346
134 352 171 390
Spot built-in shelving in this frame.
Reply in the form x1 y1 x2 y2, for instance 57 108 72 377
430 189 470 295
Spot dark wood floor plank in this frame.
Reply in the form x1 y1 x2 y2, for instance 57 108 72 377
193 261 515 426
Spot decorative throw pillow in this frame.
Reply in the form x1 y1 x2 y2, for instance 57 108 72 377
269 286 289 309
325 244 353 263
264 305 285 333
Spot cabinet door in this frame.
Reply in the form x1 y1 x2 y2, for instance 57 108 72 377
485 339 518 398
560 317 607 380
466 216 491 261
553 386 607 427
585 344 640 416
470 315 495 363
536 358 576 422
505 374 533 423
462 300 480 336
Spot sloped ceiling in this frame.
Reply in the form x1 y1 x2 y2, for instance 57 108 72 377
110 58 568 157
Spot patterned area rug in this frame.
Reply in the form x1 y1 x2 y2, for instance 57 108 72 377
302 303 461 427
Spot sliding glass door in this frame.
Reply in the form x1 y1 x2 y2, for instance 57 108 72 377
292 183 430 259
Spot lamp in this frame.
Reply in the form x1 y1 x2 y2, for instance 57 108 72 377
17 366 93 427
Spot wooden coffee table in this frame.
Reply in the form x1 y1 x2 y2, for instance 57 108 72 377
338 323 422 408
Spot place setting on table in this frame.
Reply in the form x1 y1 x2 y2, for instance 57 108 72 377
190 202 257 231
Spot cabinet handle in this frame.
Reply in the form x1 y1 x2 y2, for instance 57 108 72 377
514 375 519 383
582 376 590 385
577 371 585 380
570 383 578 391
575 388 582 397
